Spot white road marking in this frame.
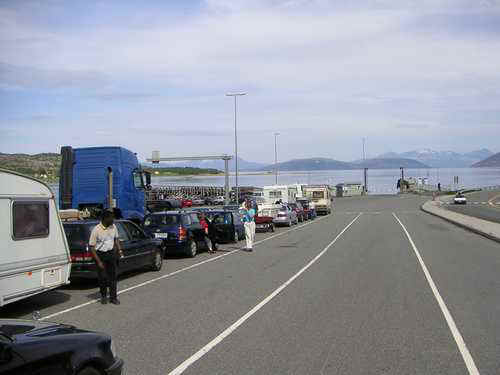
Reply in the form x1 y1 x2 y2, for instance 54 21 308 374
167 213 362 375
392 213 480 375
41 214 334 321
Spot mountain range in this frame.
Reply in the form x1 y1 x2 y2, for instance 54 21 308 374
375 148 494 168
472 152 500 168
143 157 267 172
259 157 430 171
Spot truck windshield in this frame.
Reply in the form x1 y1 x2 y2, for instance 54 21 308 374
312 191 325 199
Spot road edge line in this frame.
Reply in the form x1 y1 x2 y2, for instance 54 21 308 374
392 213 480 375
167 213 362 375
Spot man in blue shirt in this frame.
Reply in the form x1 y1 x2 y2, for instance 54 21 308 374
241 200 256 252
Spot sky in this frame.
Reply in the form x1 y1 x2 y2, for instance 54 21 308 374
1 0 500 163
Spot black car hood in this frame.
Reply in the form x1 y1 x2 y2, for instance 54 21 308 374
0 319 78 341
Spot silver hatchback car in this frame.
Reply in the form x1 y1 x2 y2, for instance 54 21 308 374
273 205 298 227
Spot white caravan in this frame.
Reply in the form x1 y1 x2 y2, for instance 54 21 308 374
0 169 71 306
304 185 332 215
262 185 298 205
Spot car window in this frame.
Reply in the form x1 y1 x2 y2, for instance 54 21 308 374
115 223 131 241
224 213 233 224
63 224 92 248
144 214 179 226
182 215 191 225
12 201 49 240
124 222 146 240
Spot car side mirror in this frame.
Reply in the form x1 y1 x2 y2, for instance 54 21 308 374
0 344 13 364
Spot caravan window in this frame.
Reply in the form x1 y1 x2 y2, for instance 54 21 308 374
12 201 49 240
269 191 282 198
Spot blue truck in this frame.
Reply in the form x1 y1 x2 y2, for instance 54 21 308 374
59 146 151 222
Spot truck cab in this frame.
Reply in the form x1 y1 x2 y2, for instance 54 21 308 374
59 146 150 222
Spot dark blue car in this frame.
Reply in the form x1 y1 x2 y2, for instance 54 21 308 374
143 211 207 257
0 319 124 374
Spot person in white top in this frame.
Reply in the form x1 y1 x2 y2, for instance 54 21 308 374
89 210 124 305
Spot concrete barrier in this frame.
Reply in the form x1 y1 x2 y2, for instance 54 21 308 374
421 200 500 243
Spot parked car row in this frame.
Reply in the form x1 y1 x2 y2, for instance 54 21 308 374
258 201 319 227
0 169 325 375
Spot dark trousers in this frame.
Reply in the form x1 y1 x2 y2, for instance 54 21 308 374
96 251 118 299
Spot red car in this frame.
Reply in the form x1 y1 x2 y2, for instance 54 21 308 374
255 214 275 232
288 202 306 222
181 198 193 208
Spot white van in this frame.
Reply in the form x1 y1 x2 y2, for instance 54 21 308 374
304 185 332 215
262 185 298 205
0 169 71 306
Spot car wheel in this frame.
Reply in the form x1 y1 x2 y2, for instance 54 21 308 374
151 248 163 271
186 240 197 258
77 367 101 375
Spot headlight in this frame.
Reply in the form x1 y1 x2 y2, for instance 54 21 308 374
110 340 117 358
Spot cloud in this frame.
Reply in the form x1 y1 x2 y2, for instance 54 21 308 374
128 127 232 137
1 0 500 160
0 62 108 90
396 123 432 129
89 93 159 101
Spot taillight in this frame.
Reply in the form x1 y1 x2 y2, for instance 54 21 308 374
179 226 187 240
71 250 94 262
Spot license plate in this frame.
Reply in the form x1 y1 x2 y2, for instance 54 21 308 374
155 233 168 239
43 268 62 287
257 224 266 229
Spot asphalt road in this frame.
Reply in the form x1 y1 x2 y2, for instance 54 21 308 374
2 195 500 374
445 189 500 224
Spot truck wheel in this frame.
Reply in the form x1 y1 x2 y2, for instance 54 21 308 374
186 240 197 258
151 248 163 271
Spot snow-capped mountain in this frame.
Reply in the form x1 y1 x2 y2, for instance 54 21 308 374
376 148 494 167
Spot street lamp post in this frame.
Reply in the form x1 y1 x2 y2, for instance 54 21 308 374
226 92 246 204
274 132 280 185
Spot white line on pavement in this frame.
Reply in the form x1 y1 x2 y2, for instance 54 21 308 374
167 213 363 375
392 213 480 375
41 214 335 321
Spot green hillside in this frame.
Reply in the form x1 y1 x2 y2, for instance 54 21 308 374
0 152 61 182
0 152 223 181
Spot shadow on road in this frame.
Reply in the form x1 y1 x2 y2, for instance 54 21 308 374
0 290 71 319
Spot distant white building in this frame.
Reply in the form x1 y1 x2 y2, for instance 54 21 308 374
336 182 363 197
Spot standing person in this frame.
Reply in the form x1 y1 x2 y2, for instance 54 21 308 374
89 210 124 305
198 212 214 253
241 200 256 252
207 214 219 252
438 182 441 192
